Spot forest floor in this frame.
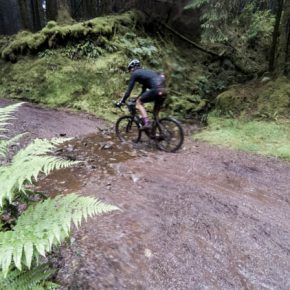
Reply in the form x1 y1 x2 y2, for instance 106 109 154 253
3 99 290 290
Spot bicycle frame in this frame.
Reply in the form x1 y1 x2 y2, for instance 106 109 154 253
115 98 184 152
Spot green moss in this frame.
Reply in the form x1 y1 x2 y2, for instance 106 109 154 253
195 116 290 161
0 52 128 121
215 77 290 118
1 11 142 60
257 77 290 116
0 11 208 121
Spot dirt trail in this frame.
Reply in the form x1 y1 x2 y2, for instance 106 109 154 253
2 99 290 289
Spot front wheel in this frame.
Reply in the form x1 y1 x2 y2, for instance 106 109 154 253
155 117 184 152
115 115 141 144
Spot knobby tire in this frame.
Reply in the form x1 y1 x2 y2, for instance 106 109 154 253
115 115 141 144
155 117 184 152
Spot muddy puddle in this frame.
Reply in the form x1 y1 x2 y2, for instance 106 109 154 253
35 132 139 195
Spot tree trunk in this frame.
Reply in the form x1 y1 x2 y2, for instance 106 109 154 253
56 0 73 24
46 0 58 21
30 0 42 31
0 0 22 35
269 0 284 72
18 0 32 30
275 0 290 73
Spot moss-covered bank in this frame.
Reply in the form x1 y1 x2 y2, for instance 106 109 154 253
215 77 290 119
195 77 290 161
1 11 226 121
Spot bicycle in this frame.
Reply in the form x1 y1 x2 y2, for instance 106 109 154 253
115 99 184 152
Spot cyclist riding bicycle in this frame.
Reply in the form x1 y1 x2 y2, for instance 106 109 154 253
117 59 167 130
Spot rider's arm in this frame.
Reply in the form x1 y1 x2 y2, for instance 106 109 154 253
121 73 136 103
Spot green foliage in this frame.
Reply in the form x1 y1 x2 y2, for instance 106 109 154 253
119 33 159 62
215 77 290 118
0 264 58 290
0 103 119 287
185 0 235 43
0 137 78 206
0 194 118 276
195 116 290 161
186 0 275 46
238 4 275 44
1 11 142 61
0 17 208 121
55 38 118 60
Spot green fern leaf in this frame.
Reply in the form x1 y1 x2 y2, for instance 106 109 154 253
13 244 23 271
0 133 27 159
24 242 33 269
0 264 56 290
0 103 24 133
0 194 119 276
0 138 78 206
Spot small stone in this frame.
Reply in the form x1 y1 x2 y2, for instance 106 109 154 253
101 141 114 150
144 248 153 258
60 133 67 137
131 174 140 183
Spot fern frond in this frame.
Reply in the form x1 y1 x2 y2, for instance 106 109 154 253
185 0 209 9
0 133 27 158
0 264 56 290
0 138 77 206
0 103 24 134
0 194 119 276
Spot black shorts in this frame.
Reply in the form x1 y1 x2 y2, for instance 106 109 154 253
139 88 166 110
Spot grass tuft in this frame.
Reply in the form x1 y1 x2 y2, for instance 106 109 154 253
195 116 290 161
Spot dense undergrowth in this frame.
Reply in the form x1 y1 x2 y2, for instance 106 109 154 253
0 10 284 121
0 11 245 121
0 10 289 161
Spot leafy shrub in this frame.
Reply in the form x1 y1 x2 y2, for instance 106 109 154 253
239 4 275 44
185 1 274 45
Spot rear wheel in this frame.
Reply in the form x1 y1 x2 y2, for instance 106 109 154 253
115 116 141 143
155 117 184 152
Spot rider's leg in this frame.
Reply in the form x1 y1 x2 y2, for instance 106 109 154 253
136 97 149 124
153 93 166 118
137 90 156 127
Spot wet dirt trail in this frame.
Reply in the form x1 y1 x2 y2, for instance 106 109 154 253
2 99 290 289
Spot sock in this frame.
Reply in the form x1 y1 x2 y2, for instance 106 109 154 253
142 117 149 125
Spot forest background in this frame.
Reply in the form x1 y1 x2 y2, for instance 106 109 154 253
0 0 290 156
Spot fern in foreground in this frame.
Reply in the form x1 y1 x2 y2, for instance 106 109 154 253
0 264 58 290
0 194 118 276
0 102 119 287
0 138 78 205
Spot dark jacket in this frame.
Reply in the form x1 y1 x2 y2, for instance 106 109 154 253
123 68 164 101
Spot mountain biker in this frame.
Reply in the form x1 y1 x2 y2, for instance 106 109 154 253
117 59 166 129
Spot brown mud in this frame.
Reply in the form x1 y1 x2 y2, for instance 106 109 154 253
2 99 290 289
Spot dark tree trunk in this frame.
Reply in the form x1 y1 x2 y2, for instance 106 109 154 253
275 0 290 73
46 0 58 20
0 0 22 35
30 0 42 31
18 0 32 30
269 0 284 72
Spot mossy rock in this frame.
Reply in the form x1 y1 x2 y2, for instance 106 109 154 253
216 86 252 114
257 77 290 116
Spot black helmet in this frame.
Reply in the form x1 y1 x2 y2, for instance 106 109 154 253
128 59 141 71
